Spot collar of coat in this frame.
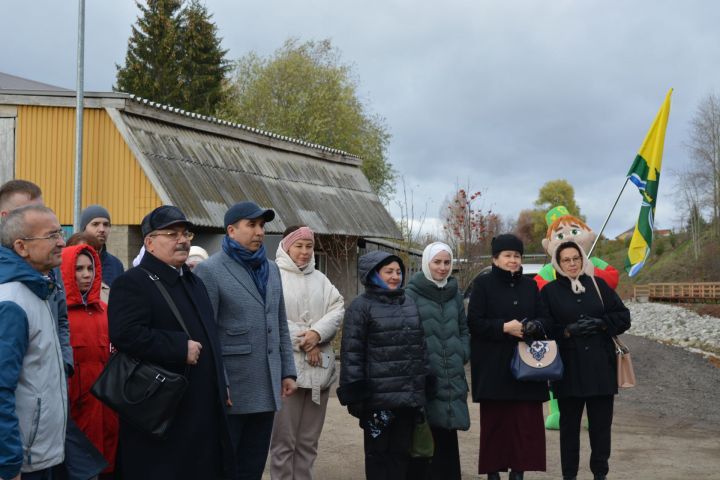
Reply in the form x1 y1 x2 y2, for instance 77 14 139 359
363 285 406 304
138 251 190 286
490 264 524 284
407 271 458 303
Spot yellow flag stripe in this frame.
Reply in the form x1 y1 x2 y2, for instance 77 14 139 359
637 89 672 181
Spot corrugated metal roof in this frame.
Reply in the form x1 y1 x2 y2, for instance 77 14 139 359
114 111 401 238
127 95 358 159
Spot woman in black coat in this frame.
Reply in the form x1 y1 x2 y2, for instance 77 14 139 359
540 241 630 480
467 234 551 480
108 230 234 479
337 250 428 480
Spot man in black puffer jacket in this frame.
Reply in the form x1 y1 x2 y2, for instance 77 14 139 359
337 250 430 479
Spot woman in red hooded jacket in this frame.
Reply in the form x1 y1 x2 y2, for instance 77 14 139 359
61 244 118 475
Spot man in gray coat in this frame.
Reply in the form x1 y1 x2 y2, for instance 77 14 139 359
195 201 297 480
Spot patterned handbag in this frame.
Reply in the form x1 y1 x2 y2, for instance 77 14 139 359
511 323 564 382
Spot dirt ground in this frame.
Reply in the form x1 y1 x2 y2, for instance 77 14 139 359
264 335 720 479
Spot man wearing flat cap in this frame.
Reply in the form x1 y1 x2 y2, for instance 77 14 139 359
195 201 297 480
107 205 234 480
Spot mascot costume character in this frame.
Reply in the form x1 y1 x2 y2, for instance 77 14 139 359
534 205 619 291
534 205 619 430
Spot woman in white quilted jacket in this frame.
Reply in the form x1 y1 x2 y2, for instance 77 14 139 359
269 225 344 480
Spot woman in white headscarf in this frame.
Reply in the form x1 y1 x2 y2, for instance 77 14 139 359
406 242 470 480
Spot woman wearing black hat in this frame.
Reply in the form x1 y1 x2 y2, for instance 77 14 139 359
337 250 429 479
467 234 552 480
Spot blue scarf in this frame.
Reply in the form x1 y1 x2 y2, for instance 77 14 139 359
369 271 403 290
222 235 269 300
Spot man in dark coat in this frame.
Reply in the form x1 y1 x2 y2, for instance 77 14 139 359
108 205 234 479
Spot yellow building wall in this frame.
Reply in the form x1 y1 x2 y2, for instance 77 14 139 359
15 105 161 225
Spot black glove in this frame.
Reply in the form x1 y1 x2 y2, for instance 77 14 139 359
577 316 606 335
348 403 364 419
565 322 584 338
522 320 543 340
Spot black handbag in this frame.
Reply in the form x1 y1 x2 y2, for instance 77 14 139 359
91 269 190 439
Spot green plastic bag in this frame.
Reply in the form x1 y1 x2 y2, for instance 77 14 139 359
409 420 434 458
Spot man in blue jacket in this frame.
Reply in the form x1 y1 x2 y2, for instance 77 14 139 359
0 205 68 480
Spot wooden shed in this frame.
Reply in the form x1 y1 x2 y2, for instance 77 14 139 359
0 75 400 297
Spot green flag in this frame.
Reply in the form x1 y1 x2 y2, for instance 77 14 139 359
625 89 672 277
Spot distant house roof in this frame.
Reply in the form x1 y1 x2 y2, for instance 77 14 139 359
0 84 400 239
0 72 70 91
615 226 672 241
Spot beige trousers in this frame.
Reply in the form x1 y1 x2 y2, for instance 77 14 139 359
269 387 330 480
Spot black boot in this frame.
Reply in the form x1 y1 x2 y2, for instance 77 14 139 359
487 474 501 480
563 477 577 480
593 475 607 480
509 471 524 480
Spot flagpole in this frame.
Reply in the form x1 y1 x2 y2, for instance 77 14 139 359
588 178 630 257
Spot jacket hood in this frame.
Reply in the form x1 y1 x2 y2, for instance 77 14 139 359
61 244 103 307
0 245 51 299
358 250 405 287
275 243 315 275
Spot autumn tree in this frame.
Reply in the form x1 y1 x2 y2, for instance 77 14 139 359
686 93 720 236
394 176 427 268
442 188 499 288
115 0 229 115
516 179 584 244
221 38 394 201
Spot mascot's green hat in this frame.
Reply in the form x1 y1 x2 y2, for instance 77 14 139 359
545 205 570 226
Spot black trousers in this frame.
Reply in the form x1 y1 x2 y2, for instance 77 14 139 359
557 395 614 477
406 427 461 480
363 409 415 480
228 411 276 480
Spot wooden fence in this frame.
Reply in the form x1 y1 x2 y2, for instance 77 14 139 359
633 282 720 303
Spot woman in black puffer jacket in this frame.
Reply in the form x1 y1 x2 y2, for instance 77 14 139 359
337 250 429 480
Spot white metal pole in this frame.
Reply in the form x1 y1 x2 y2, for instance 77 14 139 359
588 178 630 257
73 0 85 232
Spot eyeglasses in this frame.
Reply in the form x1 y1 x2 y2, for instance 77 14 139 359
21 231 66 242
149 230 195 241
560 256 582 265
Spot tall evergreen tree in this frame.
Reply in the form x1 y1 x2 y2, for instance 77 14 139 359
178 1 230 115
116 0 183 106
116 0 229 115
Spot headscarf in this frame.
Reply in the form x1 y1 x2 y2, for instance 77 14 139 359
551 240 595 294
132 246 145 267
421 242 453 288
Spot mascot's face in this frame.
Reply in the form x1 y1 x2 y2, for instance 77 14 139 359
541 217 597 258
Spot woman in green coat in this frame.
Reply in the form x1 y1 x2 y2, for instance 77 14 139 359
406 241 470 479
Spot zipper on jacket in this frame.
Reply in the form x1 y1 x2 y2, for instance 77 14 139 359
25 397 41 465
45 300 68 435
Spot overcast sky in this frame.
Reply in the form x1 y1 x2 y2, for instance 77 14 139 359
2 0 715 239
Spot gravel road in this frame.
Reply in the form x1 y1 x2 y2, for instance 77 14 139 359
265 303 720 479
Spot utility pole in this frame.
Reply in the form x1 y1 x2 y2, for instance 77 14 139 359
73 0 85 232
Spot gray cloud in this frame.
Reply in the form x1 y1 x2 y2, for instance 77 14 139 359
2 0 715 239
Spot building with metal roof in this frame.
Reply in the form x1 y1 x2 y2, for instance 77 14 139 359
0 74 400 296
